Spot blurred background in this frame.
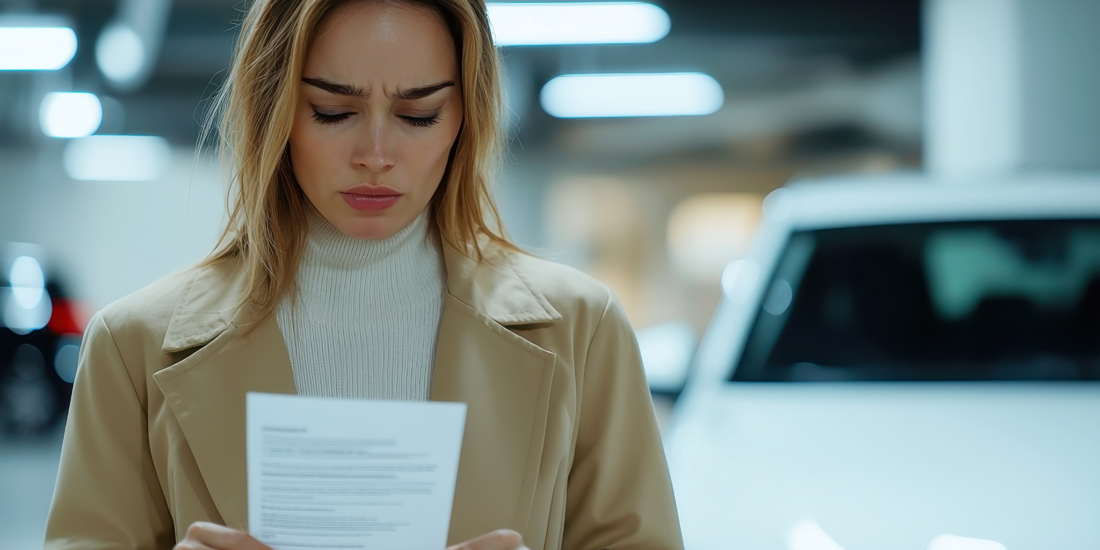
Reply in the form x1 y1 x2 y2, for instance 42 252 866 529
1 0 1098 549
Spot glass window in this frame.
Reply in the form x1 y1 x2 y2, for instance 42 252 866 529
732 220 1100 382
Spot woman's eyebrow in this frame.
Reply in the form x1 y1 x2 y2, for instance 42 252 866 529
301 78 455 100
302 77 366 97
394 81 456 100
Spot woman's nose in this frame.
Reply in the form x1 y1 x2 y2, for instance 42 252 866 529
352 119 395 173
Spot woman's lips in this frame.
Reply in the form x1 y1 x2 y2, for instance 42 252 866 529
340 185 402 211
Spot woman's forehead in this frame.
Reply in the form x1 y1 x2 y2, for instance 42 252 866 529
305 2 458 88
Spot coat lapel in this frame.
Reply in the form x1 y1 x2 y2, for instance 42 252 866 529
152 264 296 531
434 242 562 543
150 240 562 540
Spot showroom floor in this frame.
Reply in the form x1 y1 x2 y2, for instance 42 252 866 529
0 427 63 550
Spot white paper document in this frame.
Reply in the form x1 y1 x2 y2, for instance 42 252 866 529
246 393 467 550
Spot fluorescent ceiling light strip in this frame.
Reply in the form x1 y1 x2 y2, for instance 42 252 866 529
63 135 172 182
40 92 104 138
487 2 670 46
541 73 724 118
0 27 77 70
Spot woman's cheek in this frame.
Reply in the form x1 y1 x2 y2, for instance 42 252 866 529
302 128 339 180
435 127 460 168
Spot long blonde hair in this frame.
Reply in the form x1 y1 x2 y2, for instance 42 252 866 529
203 0 514 320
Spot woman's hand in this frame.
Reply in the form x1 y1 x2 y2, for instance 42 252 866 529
174 523 525 550
174 522 273 550
446 529 530 550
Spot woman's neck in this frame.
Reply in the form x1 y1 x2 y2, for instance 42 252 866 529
302 208 436 271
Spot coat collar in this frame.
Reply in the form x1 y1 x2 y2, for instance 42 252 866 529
162 238 561 353
152 237 563 536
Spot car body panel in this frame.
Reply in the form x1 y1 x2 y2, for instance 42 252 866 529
668 383 1100 550
666 173 1100 549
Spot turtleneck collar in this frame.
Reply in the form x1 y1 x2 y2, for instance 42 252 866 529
302 207 435 271
279 206 446 401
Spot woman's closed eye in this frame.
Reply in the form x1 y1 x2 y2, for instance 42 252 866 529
310 108 441 128
312 109 354 125
400 114 440 128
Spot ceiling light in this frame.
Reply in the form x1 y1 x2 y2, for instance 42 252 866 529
39 92 103 138
928 534 1007 550
541 73 724 118
4 255 51 334
63 135 171 182
2 290 51 334
10 256 45 310
96 23 145 87
488 2 670 46
0 26 77 71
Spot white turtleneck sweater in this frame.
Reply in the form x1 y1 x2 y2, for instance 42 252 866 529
276 210 446 401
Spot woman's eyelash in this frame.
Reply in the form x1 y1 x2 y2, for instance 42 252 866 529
310 111 440 128
312 111 352 125
401 115 440 128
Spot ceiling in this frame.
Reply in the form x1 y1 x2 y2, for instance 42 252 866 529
0 0 921 150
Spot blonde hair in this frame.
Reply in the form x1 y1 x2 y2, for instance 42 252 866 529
203 0 514 320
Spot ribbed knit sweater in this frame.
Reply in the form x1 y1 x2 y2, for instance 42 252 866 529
276 210 445 401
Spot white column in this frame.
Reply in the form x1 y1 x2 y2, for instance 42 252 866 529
1018 0 1100 171
924 0 1100 175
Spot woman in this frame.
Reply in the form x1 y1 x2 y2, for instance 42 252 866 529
44 1 682 549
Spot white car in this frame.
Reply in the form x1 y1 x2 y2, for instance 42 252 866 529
664 173 1100 550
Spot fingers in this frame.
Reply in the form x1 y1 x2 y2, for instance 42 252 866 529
446 529 529 550
174 541 217 550
181 522 273 550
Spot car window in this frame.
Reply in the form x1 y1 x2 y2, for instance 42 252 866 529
732 220 1100 381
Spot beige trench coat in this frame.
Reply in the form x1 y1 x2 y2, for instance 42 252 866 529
44 239 683 550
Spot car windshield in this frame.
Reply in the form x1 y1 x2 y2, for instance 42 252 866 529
732 219 1100 382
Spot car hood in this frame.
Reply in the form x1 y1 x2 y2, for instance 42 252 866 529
665 383 1100 550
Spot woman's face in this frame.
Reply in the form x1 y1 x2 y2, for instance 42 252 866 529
290 1 463 240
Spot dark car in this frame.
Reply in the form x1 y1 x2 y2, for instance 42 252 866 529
1 249 85 436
